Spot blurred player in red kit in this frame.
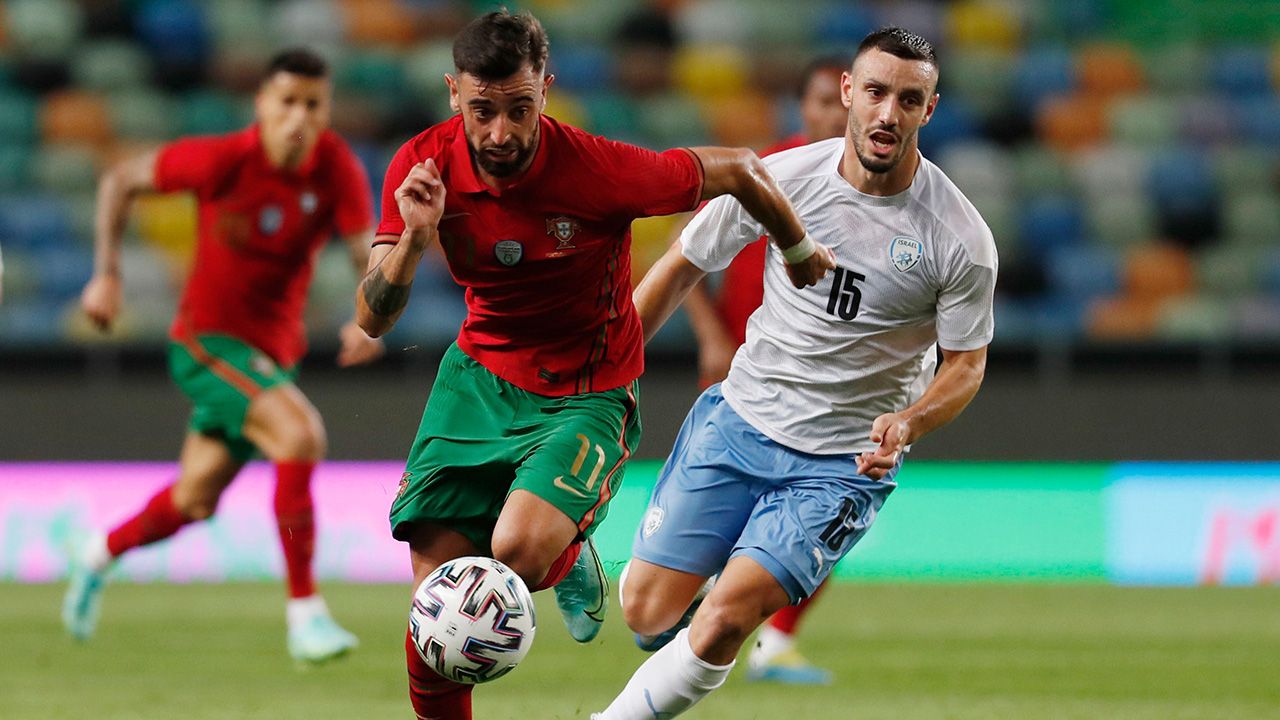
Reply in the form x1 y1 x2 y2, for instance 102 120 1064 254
65 48 383 664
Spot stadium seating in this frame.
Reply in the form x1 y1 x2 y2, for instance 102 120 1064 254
0 0 1276 350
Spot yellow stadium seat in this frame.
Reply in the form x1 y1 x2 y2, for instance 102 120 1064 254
946 0 1019 51
704 92 776 149
672 45 748 101
629 214 684 285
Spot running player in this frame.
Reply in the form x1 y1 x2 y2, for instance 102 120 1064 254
353 11 832 720
594 28 996 718
64 49 382 664
681 56 849 684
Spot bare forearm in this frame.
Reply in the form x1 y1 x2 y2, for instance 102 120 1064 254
635 246 706 343
694 147 805 249
900 349 986 444
683 282 733 348
92 171 136 277
356 230 433 337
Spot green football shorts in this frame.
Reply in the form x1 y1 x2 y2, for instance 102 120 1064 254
167 334 297 461
389 343 642 554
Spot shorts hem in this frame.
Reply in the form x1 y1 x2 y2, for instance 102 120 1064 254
732 547 807 604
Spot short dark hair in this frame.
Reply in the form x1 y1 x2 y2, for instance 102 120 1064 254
797 55 849 98
855 27 937 68
263 48 329 81
453 10 550 80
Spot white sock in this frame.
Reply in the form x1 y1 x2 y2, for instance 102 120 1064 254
82 533 113 573
594 628 734 720
748 625 795 669
286 594 329 629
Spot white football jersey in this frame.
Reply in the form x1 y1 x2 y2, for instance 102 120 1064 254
680 138 997 455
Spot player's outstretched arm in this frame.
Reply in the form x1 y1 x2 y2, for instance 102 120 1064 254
856 345 988 479
634 241 708 344
81 150 159 331
336 229 386 366
355 160 445 338
689 146 835 288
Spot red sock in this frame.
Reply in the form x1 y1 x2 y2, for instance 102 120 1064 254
768 578 827 635
406 628 473 719
274 461 317 599
106 485 189 556
532 541 582 591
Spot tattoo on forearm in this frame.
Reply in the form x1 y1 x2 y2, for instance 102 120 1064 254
362 269 411 316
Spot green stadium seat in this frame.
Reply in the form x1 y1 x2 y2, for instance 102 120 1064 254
179 90 250 136
580 92 642 142
1108 95 1178 148
4 0 84 59
337 50 406 95
1222 192 1280 246
637 93 709 148
32 144 98 194
742 0 819 49
1212 145 1278 197
937 142 1014 198
207 0 272 49
402 40 455 109
0 89 38 143
943 49 1016 122
0 144 33 191
1087 192 1157 249
965 189 1019 261
71 41 153 92
1013 145 1075 196
1155 294 1231 342
110 90 178 141
1142 43 1209 94
1197 244 1267 298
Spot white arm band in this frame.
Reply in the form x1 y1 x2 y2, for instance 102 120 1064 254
779 233 817 265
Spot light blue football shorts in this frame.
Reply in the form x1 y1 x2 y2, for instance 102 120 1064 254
632 384 898 602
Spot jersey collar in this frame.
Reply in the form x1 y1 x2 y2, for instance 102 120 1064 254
447 114 552 197
250 124 323 178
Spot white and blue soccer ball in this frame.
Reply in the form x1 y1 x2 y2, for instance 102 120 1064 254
409 556 537 684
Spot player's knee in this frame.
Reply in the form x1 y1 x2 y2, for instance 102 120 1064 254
621 582 684 636
275 415 327 461
693 596 757 649
490 534 550 588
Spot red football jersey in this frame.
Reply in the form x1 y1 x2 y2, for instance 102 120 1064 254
713 134 809 344
155 126 373 367
377 115 703 396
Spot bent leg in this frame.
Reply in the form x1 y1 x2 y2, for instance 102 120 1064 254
594 556 790 720
619 558 713 638
405 522 480 720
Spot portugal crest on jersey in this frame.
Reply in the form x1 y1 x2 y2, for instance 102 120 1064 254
889 235 923 273
545 216 579 250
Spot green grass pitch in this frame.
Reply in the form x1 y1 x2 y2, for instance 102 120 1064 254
4 582 1278 719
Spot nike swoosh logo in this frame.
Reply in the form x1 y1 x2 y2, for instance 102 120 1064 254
441 212 471 220
553 476 587 497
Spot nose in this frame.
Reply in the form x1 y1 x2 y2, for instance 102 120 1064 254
489 116 510 146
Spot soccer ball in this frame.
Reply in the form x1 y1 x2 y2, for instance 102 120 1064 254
409 556 537 684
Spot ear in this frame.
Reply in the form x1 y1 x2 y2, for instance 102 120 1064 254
920 93 939 127
840 71 853 110
445 74 460 114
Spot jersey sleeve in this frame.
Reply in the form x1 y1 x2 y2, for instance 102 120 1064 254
599 141 704 219
328 142 374 236
375 141 419 243
935 236 998 351
678 194 765 273
153 135 238 195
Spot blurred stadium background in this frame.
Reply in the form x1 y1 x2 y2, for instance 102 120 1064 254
1 1 1278 718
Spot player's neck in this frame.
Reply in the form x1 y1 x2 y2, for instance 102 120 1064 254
263 142 310 172
840 141 920 197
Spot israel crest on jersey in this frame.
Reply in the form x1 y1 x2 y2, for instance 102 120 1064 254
494 239 523 266
889 235 923 273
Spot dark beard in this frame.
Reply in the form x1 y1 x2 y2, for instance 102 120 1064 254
852 136 899 174
470 128 538 178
